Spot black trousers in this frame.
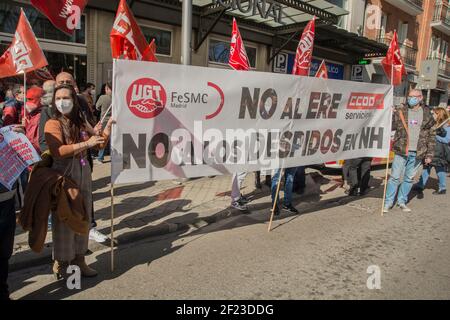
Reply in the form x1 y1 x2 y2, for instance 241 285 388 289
0 198 16 300
343 157 372 192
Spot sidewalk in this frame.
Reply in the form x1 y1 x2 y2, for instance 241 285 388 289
10 159 361 271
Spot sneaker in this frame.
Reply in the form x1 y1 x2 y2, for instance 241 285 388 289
397 203 412 212
239 195 250 204
282 204 299 214
382 207 389 214
231 201 248 211
89 228 108 243
432 189 446 195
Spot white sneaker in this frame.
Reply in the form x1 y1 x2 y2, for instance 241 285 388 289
382 207 389 214
89 228 108 243
397 203 412 212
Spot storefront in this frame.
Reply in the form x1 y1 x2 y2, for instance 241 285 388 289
1 0 388 88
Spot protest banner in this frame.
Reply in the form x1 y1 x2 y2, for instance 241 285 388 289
111 59 393 185
0 126 41 190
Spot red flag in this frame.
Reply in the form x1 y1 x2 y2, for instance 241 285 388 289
143 39 158 63
315 60 328 78
292 16 316 76
110 0 157 62
31 0 88 35
0 10 48 79
228 18 250 71
381 31 406 86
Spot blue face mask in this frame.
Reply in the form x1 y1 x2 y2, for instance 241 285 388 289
407 97 420 107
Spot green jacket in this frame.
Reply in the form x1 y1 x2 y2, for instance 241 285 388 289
392 103 436 160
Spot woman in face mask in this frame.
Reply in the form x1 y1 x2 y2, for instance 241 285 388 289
414 107 450 196
44 84 113 279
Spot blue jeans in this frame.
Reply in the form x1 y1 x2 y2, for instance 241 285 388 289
97 148 106 161
417 166 447 192
384 151 421 208
271 167 298 206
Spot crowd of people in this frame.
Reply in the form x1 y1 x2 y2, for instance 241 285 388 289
0 73 114 299
0 78 449 300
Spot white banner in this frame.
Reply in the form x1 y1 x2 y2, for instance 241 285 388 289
112 59 393 184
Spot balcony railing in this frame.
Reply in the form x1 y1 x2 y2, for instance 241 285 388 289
377 37 418 67
407 0 423 8
427 55 450 77
432 1 450 27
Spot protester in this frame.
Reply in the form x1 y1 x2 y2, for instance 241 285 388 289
293 166 306 195
55 72 96 126
343 158 373 196
2 84 24 126
0 124 25 300
38 80 56 153
81 82 96 119
230 172 250 211
95 82 112 163
414 107 450 195
54 72 108 243
254 171 271 189
24 87 44 155
383 89 436 213
44 84 113 279
271 167 299 216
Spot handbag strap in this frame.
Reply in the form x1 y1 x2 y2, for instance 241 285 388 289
398 109 409 154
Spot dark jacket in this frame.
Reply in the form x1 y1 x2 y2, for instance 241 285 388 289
38 106 53 153
431 125 450 167
391 103 436 160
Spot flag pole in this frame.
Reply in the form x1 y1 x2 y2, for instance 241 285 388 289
22 71 27 126
268 168 284 232
381 48 395 217
110 182 115 272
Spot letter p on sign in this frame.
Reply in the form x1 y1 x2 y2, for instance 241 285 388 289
274 53 288 73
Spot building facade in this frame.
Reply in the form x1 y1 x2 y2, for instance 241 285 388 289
8 0 447 107
361 0 449 106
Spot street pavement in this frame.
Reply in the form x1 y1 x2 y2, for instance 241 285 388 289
8 161 450 299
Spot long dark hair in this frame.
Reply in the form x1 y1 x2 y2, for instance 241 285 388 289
51 84 85 144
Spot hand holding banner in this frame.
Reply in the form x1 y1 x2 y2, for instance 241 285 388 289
0 126 41 190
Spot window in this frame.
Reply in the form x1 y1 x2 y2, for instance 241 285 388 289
140 26 172 56
379 12 388 38
208 39 257 68
0 3 86 44
325 0 348 29
430 35 441 59
0 42 86 85
397 21 408 45
441 40 448 60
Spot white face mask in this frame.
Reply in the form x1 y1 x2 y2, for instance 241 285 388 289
55 99 74 115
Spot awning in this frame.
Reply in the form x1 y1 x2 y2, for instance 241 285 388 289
194 0 349 28
85 0 387 61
